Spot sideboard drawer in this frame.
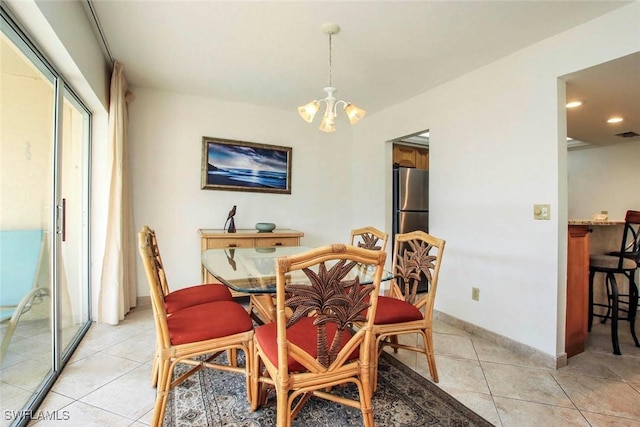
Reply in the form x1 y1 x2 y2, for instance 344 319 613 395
206 238 253 249
254 237 299 247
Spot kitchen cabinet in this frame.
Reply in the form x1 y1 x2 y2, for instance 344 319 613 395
198 228 304 296
393 144 429 170
565 224 590 357
565 220 627 357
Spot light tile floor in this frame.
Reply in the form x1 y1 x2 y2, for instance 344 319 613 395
2 305 640 426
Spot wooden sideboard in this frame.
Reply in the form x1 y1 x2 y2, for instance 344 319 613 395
198 229 304 294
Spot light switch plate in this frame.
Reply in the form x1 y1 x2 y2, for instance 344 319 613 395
533 204 551 220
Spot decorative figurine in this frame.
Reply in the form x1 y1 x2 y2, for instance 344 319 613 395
224 205 237 233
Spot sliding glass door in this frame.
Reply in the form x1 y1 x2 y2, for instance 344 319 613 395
0 24 56 421
58 89 91 359
0 9 91 426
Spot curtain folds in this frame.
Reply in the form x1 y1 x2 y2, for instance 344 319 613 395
97 61 137 325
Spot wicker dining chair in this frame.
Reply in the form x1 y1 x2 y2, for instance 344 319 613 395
138 228 254 426
250 243 386 427
350 226 389 252
140 226 234 311
139 226 235 386
370 230 445 389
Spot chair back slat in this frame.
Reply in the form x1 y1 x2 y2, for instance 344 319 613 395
137 226 171 347
275 243 386 377
350 226 389 252
392 231 445 308
144 228 171 298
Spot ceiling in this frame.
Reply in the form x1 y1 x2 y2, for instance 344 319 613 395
87 1 637 146
563 52 640 149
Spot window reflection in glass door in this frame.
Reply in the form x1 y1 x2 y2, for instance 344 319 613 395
0 28 55 414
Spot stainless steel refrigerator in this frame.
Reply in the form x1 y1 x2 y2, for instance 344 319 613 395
393 166 429 238
392 166 429 290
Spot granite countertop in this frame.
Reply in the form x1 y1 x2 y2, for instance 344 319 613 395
568 219 624 226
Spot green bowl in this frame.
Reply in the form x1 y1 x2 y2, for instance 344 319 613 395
255 222 276 232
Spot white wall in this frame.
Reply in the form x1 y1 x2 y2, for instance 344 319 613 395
128 87 358 297
352 2 640 359
568 142 640 219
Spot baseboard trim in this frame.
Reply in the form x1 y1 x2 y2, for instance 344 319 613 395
434 311 567 369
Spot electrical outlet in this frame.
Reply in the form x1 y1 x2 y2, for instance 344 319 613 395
472 287 480 301
533 204 551 220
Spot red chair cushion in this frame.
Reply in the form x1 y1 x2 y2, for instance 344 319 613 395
167 300 252 345
164 283 233 313
255 317 358 372
374 296 423 324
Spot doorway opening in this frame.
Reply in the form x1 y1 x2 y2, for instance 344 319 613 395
390 129 430 291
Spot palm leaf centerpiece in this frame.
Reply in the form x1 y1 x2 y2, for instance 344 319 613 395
285 259 374 367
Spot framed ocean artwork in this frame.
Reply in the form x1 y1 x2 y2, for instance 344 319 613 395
201 137 292 194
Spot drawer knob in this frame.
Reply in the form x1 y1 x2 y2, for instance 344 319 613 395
228 243 237 248
274 242 283 246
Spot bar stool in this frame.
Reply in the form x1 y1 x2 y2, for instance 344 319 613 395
588 210 640 355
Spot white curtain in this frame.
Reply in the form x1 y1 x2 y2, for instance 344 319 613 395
97 61 136 325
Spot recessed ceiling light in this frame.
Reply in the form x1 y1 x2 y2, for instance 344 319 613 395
607 117 624 124
566 101 583 108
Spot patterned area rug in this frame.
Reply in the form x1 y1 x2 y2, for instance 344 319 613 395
165 352 493 426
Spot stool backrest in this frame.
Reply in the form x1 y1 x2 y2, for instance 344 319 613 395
621 210 640 263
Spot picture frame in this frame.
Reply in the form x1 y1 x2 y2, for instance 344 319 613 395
201 137 292 194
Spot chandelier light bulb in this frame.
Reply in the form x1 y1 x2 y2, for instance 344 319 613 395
319 112 336 132
344 103 366 125
298 101 320 123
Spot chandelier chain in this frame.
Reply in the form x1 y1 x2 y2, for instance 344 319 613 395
328 33 332 87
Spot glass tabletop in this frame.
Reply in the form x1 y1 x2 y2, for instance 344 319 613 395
201 246 393 294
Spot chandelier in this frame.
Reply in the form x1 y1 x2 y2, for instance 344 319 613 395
297 23 366 132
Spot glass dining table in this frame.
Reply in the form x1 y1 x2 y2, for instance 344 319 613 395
201 245 393 323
